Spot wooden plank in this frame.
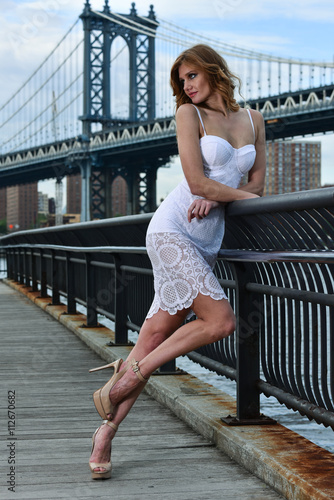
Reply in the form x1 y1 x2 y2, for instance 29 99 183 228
0 282 283 499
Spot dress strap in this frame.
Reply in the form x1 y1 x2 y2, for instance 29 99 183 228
191 105 207 136
247 109 256 143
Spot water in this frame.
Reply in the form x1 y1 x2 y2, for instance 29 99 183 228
0 257 6 279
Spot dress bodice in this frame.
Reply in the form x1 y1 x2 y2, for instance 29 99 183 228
200 135 256 180
147 107 257 260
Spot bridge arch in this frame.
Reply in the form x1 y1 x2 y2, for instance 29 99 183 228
110 36 130 120
80 1 158 135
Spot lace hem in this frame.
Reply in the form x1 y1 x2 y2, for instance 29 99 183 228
145 232 227 319
146 288 227 320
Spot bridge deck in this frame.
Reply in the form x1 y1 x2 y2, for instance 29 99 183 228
0 281 283 499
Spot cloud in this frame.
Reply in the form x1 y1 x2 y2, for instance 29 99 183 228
209 0 334 23
206 30 293 57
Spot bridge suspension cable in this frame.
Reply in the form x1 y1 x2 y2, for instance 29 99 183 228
0 19 81 114
1 4 334 156
94 7 334 112
96 8 334 67
0 40 83 134
0 20 134 155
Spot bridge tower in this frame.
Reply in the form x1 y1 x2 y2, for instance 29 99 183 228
78 0 159 221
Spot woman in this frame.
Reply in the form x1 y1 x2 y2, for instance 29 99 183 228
89 44 266 479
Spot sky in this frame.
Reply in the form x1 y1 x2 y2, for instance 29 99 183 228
1 0 334 203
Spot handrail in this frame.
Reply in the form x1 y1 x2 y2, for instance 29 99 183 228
3 243 147 254
219 248 334 263
5 243 334 263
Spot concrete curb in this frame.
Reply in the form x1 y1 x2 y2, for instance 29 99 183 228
5 279 334 500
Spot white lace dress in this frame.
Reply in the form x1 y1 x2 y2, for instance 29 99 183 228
146 106 256 319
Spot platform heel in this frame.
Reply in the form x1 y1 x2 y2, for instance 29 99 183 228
89 420 118 480
89 359 126 420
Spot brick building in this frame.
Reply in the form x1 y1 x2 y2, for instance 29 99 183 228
67 174 82 214
265 141 321 196
0 187 6 221
111 175 127 216
7 183 38 232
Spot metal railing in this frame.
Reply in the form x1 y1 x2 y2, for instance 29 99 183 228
1 187 334 429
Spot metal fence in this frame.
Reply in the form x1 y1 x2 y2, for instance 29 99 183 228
1 187 334 429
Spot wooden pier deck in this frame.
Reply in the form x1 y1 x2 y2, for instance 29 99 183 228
0 281 283 499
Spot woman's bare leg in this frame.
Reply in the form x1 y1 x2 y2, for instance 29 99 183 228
109 295 236 406
89 308 189 469
90 295 236 470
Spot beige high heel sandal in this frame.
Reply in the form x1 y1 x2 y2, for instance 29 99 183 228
89 420 118 480
89 358 149 420
89 358 127 420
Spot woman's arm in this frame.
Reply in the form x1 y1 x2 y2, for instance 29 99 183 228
239 110 266 196
176 104 260 203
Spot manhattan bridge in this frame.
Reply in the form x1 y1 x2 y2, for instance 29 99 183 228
0 0 333 222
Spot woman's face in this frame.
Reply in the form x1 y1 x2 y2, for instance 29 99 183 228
178 63 211 104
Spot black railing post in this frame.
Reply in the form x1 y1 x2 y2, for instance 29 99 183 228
39 249 47 298
222 260 273 425
9 249 16 281
222 261 275 425
13 249 18 282
24 249 30 287
66 252 76 314
18 248 23 284
235 261 261 421
31 249 38 292
7 249 12 280
85 254 98 327
158 358 177 374
114 254 128 344
50 250 60 305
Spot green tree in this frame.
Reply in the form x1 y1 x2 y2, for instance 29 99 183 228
0 219 7 235
35 213 48 228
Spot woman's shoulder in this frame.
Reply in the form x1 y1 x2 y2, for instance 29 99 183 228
176 103 198 118
175 104 201 130
245 108 265 144
246 108 264 126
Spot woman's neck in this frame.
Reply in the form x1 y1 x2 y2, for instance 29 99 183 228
199 93 230 116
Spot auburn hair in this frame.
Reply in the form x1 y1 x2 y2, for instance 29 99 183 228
170 44 241 112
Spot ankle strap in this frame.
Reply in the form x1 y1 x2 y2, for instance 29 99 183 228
103 420 118 432
130 359 148 383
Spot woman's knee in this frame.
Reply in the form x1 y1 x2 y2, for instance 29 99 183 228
206 312 236 343
140 309 186 350
139 324 172 351
147 330 170 350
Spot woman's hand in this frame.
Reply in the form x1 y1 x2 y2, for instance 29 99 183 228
188 199 220 222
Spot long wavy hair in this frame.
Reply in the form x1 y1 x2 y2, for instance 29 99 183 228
170 44 241 112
